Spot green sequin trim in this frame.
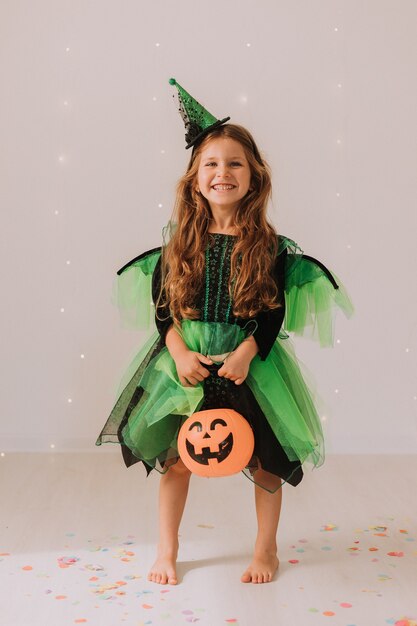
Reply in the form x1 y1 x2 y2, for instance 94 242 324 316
214 237 229 322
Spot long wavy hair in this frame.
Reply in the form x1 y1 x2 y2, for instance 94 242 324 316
157 124 282 326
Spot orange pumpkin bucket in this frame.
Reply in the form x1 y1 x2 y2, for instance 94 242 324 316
177 409 255 477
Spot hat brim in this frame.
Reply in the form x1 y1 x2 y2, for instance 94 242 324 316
186 117 231 150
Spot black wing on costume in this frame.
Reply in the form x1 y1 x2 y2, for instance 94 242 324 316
117 246 162 276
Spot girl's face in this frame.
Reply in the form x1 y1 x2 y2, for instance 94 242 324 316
196 137 251 213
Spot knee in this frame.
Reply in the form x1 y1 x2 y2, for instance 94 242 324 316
169 458 192 478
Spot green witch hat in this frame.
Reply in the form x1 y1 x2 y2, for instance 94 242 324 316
169 78 230 150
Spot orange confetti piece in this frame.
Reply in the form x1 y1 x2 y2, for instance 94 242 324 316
387 551 404 557
75 621 87 624
121 558 130 562
116 581 127 586
89 576 99 581
399 529 408 534
55 595 67 600
142 604 153 609
323 611 335 616
22 566 33 571
226 621 238 624
374 533 387 537
0 553 11 556
369 547 379 551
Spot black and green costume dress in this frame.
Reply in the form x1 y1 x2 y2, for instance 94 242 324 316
96 233 354 493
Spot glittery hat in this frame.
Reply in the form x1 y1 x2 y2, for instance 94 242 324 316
169 77 230 150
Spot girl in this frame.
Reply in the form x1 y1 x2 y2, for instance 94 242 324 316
96 79 353 586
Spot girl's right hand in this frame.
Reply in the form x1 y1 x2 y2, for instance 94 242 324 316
174 350 213 387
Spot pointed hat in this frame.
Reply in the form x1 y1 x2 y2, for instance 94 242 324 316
169 78 230 150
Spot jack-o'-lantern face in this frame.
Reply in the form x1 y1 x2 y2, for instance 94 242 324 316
185 417 232 465
177 409 255 478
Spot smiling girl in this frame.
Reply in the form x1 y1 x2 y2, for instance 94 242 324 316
96 78 353 586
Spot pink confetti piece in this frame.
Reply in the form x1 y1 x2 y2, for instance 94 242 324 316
182 611 194 615
340 602 352 608
225 621 238 624
387 551 404 557
57 556 80 568
288 559 299 564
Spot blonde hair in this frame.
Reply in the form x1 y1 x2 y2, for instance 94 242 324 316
157 124 281 325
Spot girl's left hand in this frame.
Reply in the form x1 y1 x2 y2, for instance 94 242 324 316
217 350 251 386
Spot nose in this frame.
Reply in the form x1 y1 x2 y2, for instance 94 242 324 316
216 166 231 178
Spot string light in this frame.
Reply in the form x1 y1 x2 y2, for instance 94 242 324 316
155 42 160 47
334 389 339 394
246 43 251 47
68 398 72 403
80 354 85 359
0 452 5 457
60 308 65 313
160 149 165 154
66 260 71 265
158 203 163 208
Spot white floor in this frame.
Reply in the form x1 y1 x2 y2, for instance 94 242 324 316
1 452 417 626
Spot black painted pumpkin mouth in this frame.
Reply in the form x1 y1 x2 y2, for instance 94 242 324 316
185 432 234 465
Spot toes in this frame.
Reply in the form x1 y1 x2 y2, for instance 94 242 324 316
168 576 177 585
241 571 251 583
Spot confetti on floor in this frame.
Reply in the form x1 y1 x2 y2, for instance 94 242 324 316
2 517 416 625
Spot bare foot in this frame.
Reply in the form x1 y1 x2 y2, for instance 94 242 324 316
241 551 279 584
148 551 178 585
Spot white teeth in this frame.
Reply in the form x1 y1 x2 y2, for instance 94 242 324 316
213 185 235 190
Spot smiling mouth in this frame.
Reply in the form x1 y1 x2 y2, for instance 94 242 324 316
212 185 237 191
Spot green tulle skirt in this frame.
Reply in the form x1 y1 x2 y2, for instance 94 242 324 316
96 319 327 493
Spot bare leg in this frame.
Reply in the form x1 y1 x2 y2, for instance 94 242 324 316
241 469 282 583
148 459 191 585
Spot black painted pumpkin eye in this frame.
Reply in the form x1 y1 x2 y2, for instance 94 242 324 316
189 421 203 432
210 418 227 430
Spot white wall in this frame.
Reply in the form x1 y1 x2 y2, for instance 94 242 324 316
1 0 416 453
